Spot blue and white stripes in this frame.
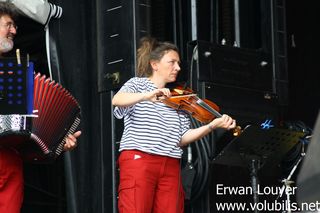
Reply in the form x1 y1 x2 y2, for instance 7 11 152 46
114 77 190 158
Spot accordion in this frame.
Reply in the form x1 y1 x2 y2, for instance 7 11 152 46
0 72 81 162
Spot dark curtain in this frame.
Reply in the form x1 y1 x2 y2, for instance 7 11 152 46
14 0 320 212
286 1 320 127
46 0 114 212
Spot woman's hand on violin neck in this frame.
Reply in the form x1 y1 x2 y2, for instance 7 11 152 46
145 88 171 102
208 114 236 131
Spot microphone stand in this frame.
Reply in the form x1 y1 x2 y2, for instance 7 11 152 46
278 144 305 213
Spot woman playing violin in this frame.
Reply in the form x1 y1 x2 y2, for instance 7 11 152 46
112 36 236 213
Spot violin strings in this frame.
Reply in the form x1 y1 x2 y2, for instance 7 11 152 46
195 97 222 118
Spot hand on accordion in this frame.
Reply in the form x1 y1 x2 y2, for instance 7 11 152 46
63 131 82 151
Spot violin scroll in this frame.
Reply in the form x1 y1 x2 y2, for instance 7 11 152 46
232 125 242 136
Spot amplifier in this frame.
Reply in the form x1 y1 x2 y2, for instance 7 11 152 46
191 40 273 92
203 82 281 127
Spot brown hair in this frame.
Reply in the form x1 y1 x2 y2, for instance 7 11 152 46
136 36 179 77
0 2 19 21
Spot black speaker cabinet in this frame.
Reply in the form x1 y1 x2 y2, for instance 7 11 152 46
203 82 280 127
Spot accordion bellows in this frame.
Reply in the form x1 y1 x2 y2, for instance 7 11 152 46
0 73 81 161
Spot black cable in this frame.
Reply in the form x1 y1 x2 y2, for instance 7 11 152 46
191 136 204 195
191 138 210 202
185 119 202 199
281 120 313 177
187 118 211 203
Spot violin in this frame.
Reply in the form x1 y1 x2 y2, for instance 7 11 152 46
161 85 241 136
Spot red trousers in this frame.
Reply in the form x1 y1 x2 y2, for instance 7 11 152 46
118 150 184 213
0 148 24 213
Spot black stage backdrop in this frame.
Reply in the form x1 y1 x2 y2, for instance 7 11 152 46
14 0 320 213
44 0 114 212
16 0 114 212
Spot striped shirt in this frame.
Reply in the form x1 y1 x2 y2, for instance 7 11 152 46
113 77 190 158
